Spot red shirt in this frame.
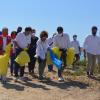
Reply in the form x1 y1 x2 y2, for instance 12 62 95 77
0 35 11 55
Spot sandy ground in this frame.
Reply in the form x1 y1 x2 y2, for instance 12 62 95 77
0 67 100 100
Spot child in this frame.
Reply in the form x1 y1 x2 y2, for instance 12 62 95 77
36 31 48 80
0 27 11 84
10 31 17 76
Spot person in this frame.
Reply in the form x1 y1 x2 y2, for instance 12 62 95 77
0 27 11 54
28 29 38 75
0 31 2 35
14 27 32 81
71 35 81 70
47 33 56 72
10 31 17 76
16 27 22 35
0 27 11 83
84 26 100 77
53 26 70 81
36 31 49 80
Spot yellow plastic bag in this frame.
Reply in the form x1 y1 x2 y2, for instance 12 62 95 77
52 47 75 66
46 47 60 65
0 43 11 76
0 55 9 76
46 51 52 65
52 47 60 58
4 43 11 56
67 48 75 66
15 51 30 66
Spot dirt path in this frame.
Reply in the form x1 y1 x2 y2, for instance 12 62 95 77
0 68 100 100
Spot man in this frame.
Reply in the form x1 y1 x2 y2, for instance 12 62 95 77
16 27 22 35
14 27 32 81
84 26 100 77
53 26 70 81
71 35 81 70
28 29 38 75
0 27 11 55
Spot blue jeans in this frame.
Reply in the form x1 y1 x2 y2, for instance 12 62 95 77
58 69 62 77
48 64 62 77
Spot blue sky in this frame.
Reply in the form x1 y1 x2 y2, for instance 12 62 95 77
0 0 100 46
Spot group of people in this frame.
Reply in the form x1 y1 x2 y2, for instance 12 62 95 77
0 26 100 84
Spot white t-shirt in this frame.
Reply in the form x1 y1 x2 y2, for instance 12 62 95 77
36 39 49 60
15 33 31 49
53 33 70 49
71 40 80 54
83 35 100 55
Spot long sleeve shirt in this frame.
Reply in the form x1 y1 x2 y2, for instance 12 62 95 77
53 33 70 49
36 39 49 60
83 35 100 55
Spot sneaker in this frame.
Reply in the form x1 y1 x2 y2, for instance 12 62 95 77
58 77 64 82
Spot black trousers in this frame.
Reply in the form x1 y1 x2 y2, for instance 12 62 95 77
28 58 36 73
58 49 67 77
73 54 80 67
14 48 25 77
60 49 67 67
14 62 25 77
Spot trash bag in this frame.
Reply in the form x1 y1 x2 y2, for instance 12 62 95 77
52 47 75 66
46 51 52 65
52 47 61 58
0 54 9 76
15 51 30 67
52 57 62 70
4 43 11 56
48 49 62 70
67 48 75 66
0 43 11 76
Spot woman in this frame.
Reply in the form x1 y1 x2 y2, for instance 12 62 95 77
36 31 49 80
